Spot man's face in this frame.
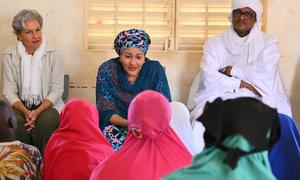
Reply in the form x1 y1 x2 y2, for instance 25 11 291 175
232 7 257 37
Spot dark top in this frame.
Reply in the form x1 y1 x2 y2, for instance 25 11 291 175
197 97 280 168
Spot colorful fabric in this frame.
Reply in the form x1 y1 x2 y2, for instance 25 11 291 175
103 125 128 151
96 57 171 148
43 99 114 180
114 28 151 55
91 90 191 180
0 141 42 180
268 113 300 180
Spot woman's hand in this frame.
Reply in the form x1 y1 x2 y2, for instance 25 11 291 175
110 114 128 127
25 109 41 133
12 101 34 133
25 99 53 133
24 110 34 133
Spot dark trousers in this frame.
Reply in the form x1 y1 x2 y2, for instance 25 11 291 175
13 108 59 157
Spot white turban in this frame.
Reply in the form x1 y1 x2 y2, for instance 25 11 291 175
229 0 263 22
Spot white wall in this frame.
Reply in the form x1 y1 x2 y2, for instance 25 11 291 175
0 0 299 125
267 0 300 125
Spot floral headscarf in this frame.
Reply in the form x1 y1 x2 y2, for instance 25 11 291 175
114 29 151 55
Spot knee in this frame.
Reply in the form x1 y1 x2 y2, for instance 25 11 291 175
36 109 59 130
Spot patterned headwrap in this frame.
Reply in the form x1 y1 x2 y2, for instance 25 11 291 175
114 29 151 55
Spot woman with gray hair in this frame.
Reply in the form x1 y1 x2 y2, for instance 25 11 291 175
1 9 64 156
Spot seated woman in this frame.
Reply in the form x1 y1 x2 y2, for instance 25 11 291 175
96 29 171 150
1 9 64 156
43 99 113 180
90 90 191 180
0 100 42 179
164 97 280 180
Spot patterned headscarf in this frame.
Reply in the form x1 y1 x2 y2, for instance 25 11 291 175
114 29 151 55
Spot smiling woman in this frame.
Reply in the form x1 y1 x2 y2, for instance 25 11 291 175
96 28 172 151
1 9 64 156
119 48 145 84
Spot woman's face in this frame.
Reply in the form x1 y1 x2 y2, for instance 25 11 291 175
120 47 145 83
17 18 42 54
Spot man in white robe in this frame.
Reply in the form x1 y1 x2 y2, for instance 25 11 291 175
188 0 300 179
188 0 291 121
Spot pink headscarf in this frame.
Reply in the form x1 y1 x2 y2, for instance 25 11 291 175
90 90 192 180
43 99 113 180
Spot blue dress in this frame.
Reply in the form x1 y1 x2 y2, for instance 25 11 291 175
96 57 171 150
269 113 300 180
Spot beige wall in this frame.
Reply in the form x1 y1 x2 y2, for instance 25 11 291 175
267 0 300 125
0 0 299 124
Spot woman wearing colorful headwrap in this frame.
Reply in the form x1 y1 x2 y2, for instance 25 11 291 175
43 99 114 180
90 90 191 180
96 29 172 150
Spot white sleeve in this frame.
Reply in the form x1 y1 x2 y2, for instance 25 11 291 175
231 38 280 97
2 54 21 106
191 38 241 115
200 38 241 94
45 50 64 105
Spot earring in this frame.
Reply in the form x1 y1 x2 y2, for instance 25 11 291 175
132 128 143 139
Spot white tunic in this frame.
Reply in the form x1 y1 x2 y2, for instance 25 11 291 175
189 28 292 121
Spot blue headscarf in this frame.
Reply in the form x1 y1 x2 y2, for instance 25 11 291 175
114 29 151 55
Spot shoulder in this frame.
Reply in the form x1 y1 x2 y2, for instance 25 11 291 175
99 57 119 70
19 142 40 153
144 58 164 69
44 43 61 57
97 57 120 76
203 35 224 50
18 143 42 164
2 44 17 55
261 32 279 46
206 35 223 46
2 45 18 66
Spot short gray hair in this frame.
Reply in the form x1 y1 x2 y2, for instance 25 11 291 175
12 9 43 35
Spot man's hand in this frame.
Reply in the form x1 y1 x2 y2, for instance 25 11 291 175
224 66 232 77
240 80 262 97
219 66 232 77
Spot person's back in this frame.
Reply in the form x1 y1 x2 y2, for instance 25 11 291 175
0 100 42 179
91 90 191 180
164 97 280 180
43 99 113 180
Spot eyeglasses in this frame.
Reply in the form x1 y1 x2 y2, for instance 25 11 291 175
232 9 256 20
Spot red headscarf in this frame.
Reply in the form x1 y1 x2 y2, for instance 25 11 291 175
90 90 192 180
43 99 113 180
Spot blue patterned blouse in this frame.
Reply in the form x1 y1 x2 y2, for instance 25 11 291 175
96 57 171 130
